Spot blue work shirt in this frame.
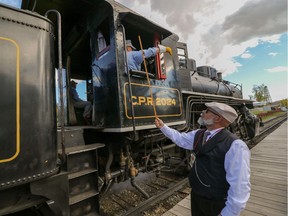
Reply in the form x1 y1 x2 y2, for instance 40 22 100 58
127 48 157 71
70 87 82 102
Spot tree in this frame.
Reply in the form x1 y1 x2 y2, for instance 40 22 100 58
252 84 267 102
252 84 272 102
280 99 288 107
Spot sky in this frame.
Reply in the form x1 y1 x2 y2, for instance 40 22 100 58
0 0 20 7
115 0 287 101
1 0 287 101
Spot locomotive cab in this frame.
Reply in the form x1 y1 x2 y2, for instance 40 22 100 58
61 1 185 130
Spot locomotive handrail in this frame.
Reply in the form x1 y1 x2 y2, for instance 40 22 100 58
121 24 137 140
45 10 66 162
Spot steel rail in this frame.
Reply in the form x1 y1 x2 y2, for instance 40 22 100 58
247 114 287 149
124 178 188 216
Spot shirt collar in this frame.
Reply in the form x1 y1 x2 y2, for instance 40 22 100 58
206 127 224 137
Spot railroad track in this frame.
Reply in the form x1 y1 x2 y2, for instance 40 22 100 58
100 172 190 216
247 113 287 149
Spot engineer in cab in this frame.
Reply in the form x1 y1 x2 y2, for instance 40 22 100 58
125 39 172 71
70 80 92 122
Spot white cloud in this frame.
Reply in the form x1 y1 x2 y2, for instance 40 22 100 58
259 35 282 44
116 0 287 76
241 53 252 59
266 66 288 73
268 52 278 57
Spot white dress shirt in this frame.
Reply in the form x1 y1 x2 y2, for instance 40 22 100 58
160 125 251 216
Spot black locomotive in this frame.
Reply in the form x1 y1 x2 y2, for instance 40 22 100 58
0 0 259 215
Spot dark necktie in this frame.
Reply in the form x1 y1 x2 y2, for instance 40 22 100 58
202 131 211 145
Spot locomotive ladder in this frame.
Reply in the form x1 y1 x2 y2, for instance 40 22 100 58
62 142 104 215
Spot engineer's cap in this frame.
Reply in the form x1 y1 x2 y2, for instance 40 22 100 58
126 40 136 50
205 102 238 124
70 80 78 85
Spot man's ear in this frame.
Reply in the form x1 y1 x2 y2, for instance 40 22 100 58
213 116 222 123
220 118 230 127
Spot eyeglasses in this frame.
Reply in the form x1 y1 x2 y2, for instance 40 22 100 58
204 108 221 117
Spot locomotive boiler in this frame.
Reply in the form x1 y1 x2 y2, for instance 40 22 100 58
0 0 259 215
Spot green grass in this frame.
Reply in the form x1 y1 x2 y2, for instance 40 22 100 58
250 110 264 115
250 109 286 122
260 112 286 121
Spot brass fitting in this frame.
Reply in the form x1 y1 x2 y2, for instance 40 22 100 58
130 166 138 177
119 151 126 167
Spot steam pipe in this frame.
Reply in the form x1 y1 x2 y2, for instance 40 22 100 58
102 144 177 180
104 145 114 183
150 144 176 153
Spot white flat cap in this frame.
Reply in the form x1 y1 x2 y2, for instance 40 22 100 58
205 102 238 123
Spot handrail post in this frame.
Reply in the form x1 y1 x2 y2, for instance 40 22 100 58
45 10 66 162
120 24 138 141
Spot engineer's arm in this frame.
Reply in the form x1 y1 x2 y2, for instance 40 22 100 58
159 125 197 150
133 48 158 66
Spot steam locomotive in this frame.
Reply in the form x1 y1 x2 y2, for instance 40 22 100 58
0 0 259 215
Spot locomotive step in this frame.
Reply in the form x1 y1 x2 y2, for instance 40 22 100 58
62 143 105 155
69 190 99 205
68 168 97 180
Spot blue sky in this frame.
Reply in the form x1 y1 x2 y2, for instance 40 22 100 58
0 0 20 7
227 33 287 101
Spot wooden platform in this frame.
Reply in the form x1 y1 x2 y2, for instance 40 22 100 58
163 121 287 216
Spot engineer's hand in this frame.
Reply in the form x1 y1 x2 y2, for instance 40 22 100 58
158 45 172 55
165 46 172 55
155 117 164 128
